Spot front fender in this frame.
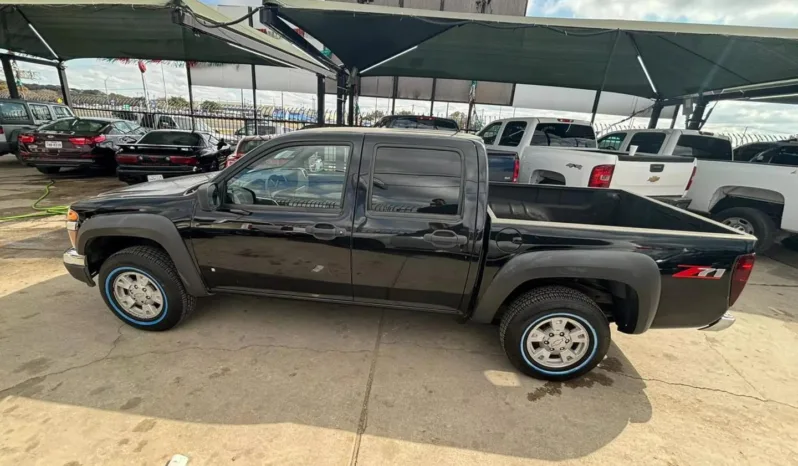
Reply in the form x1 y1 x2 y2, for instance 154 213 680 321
77 213 209 296
470 250 661 334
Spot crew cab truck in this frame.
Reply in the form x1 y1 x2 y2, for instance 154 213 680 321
597 128 734 161
62 128 756 381
479 118 697 204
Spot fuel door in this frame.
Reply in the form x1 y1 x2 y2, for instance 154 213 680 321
495 228 523 253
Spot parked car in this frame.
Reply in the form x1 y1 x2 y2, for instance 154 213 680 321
115 130 231 184
16 117 146 174
687 140 798 252
374 115 459 130
1 98 74 156
225 135 273 168
113 112 226 142
62 128 756 381
479 118 696 205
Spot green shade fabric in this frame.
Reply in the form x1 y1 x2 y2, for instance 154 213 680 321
273 0 798 99
0 0 331 76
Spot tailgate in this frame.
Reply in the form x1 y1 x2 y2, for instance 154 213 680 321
610 155 696 197
487 150 518 182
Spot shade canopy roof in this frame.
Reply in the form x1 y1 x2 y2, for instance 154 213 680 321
272 0 798 100
0 0 331 76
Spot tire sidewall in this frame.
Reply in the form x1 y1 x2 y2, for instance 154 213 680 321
99 253 184 331
714 207 774 252
504 300 610 381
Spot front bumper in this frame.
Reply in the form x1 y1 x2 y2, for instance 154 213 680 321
63 248 95 287
699 312 735 331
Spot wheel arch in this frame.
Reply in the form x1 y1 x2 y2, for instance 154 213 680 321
470 250 661 334
77 214 209 296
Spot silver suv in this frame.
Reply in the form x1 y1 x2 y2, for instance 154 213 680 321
0 99 74 155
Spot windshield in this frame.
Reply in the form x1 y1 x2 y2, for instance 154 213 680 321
40 118 107 133
377 116 459 130
530 123 596 147
138 131 202 146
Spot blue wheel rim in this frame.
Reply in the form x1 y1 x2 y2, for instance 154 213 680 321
105 267 169 325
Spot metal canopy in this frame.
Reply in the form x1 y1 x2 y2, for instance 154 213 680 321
0 0 332 76
272 0 798 100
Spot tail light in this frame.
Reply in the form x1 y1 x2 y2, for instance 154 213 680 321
685 166 697 191
116 154 139 164
18 134 35 144
69 135 106 146
588 164 615 188
168 156 199 165
511 156 519 183
0 127 4 135
729 254 755 307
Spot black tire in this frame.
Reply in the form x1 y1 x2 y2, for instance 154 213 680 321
712 207 776 253
98 246 196 331
36 167 60 175
500 286 611 381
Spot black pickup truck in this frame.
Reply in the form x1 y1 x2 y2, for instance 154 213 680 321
62 128 756 381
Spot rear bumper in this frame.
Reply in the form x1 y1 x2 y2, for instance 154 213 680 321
21 154 108 168
699 312 735 331
117 165 202 180
653 196 691 209
63 248 95 287
0 141 12 154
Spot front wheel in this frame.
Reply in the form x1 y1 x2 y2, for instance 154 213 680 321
500 286 610 381
98 246 196 331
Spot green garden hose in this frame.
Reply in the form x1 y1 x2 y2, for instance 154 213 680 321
0 180 70 222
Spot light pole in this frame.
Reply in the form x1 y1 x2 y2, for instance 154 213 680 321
104 77 111 105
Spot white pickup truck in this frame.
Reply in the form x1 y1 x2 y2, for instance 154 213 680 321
478 118 697 203
684 141 798 252
596 128 734 160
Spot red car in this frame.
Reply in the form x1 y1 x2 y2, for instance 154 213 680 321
225 135 274 168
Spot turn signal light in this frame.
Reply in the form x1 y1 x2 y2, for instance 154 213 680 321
588 164 615 188
66 208 79 247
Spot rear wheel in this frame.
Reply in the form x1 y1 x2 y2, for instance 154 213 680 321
98 246 196 331
36 167 60 175
713 207 776 253
500 286 610 381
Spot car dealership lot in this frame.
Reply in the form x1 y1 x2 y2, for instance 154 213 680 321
0 156 796 465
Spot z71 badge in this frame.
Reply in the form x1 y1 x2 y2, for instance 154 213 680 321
673 265 726 279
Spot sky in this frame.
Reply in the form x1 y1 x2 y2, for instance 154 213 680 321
6 0 798 135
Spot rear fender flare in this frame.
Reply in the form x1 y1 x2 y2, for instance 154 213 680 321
77 213 209 296
471 250 661 334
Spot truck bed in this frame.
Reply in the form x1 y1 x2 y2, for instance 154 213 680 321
488 183 730 234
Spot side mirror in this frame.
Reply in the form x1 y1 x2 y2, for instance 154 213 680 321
197 182 221 211
217 139 226 151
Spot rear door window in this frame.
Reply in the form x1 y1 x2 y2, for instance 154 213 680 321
598 133 626 150
628 132 666 154
498 121 528 147
29 104 53 121
673 135 732 160
478 122 502 145
531 123 595 147
0 102 29 122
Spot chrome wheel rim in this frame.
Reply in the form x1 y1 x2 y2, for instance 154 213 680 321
722 217 755 235
525 316 591 369
112 272 164 320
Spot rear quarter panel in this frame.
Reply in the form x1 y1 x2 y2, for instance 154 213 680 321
518 147 610 186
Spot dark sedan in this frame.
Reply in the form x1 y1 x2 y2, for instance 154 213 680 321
17 117 147 174
115 130 232 184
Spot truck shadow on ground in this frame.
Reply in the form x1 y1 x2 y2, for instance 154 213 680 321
0 275 652 461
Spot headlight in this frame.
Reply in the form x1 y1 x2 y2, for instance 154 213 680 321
66 208 78 248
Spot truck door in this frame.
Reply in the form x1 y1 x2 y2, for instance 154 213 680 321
190 134 362 300
351 135 480 312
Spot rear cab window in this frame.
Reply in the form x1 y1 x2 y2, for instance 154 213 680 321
0 101 30 122
530 122 596 147
138 131 202 146
239 139 269 153
673 135 732 160
598 133 626 150
628 132 666 154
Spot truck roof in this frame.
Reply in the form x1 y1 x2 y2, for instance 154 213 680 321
297 126 483 141
485 116 593 127
602 128 730 141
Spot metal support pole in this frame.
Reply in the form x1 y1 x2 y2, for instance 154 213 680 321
316 74 325 125
670 103 680 129
591 31 620 124
248 8 258 133
1 57 19 99
391 76 398 114
465 101 474 131
336 72 346 125
430 78 436 116
186 62 195 132
647 101 663 129
57 61 71 106
347 83 355 126
687 100 706 130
